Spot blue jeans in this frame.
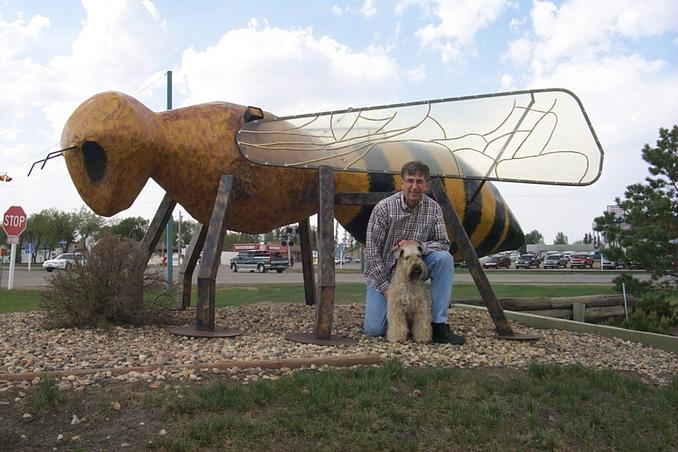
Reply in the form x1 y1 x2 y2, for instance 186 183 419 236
364 250 454 336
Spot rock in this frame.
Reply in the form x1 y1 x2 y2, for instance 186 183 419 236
57 434 64 441
22 413 33 422
159 429 167 435
71 414 81 425
111 401 121 410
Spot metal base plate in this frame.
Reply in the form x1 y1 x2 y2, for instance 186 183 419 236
286 332 358 346
497 333 541 341
169 325 244 338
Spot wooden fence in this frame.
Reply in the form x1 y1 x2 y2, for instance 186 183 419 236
457 294 633 323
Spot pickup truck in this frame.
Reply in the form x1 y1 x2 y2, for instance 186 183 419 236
569 253 593 269
230 251 289 273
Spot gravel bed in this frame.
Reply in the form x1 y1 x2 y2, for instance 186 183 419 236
0 304 676 391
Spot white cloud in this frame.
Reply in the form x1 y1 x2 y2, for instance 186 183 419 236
508 17 526 32
405 64 427 81
528 0 678 75
0 12 49 60
414 0 508 63
499 73 515 89
360 0 376 18
503 37 533 65
177 20 401 115
331 1 377 19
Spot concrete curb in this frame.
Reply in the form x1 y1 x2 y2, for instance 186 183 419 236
457 304 678 353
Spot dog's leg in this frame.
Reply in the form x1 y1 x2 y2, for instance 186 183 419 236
386 299 408 343
411 298 432 343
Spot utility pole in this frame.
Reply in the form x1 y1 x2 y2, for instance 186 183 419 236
165 70 175 290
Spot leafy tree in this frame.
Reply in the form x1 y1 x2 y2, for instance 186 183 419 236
520 229 544 253
178 220 196 248
553 232 569 245
524 230 544 244
23 208 77 259
75 206 106 247
22 210 52 262
594 125 677 281
110 217 149 241
52 210 79 251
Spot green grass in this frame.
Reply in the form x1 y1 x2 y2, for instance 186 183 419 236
0 283 615 313
144 360 678 451
0 289 43 313
213 283 614 307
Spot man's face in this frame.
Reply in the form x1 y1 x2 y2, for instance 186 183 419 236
401 171 429 208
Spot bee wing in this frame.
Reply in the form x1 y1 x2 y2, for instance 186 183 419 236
236 88 604 186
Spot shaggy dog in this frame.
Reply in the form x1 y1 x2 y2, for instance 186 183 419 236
386 243 432 343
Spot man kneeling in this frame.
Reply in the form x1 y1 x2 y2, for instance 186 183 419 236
363 161 465 345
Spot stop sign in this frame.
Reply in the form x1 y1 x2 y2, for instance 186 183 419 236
3 206 27 237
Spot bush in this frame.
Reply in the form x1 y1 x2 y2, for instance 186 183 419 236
610 274 677 335
622 309 675 335
40 235 174 328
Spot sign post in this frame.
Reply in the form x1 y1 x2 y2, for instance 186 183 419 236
3 206 28 289
24 243 33 272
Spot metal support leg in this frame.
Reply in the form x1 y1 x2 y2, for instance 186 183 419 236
299 218 317 306
140 194 177 261
134 194 177 305
287 166 356 345
176 224 207 309
170 175 242 338
430 178 539 341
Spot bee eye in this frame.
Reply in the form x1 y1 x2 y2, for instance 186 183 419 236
82 141 107 184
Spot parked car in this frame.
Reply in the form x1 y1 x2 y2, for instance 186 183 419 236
623 260 644 270
230 251 289 273
601 258 621 270
482 255 512 269
569 253 593 269
515 254 540 269
542 254 566 269
42 253 86 272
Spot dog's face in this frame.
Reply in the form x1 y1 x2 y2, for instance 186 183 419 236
397 243 428 281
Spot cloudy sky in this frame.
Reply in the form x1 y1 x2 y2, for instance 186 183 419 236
1 0 677 244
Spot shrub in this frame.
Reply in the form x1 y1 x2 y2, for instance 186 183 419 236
622 309 674 335
610 274 677 335
40 235 174 328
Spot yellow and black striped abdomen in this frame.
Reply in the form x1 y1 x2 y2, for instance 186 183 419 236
334 173 524 259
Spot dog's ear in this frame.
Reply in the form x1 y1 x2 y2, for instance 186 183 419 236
399 248 405 259
417 245 424 255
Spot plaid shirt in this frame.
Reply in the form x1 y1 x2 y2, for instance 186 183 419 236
365 191 450 293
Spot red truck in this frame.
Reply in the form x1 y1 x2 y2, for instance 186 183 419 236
569 253 593 269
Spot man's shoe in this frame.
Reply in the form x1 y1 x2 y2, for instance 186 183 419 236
431 323 465 345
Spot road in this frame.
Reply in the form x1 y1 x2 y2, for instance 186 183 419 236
1 263 650 289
